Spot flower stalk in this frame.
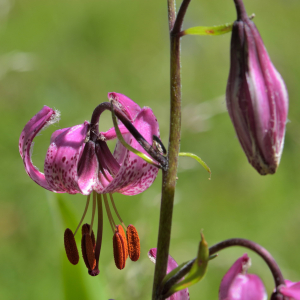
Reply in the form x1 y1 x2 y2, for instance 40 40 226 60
152 1 191 299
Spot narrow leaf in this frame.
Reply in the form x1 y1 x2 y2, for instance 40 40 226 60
183 23 233 36
179 152 211 179
166 233 209 296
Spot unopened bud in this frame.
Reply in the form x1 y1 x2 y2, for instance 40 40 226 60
226 8 288 175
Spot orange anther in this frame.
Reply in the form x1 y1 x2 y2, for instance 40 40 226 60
81 233 96 271
127 224 140 262
64 228 79 265
113 231 126 270
116 225 128 260
82 223 96 249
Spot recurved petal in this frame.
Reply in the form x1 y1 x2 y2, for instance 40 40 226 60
44 122 91 194
19 106 60 192
279 280 300 300
103 107 160 195
227 274 267 300
219 254 250 300
148 248 190 300
108 92 141 121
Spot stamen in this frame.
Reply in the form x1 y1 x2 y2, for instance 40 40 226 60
73 194 91 236
116 224 128 260
127 224 140 261
89 193 103 277
113 231 126 270
64 228 79 265
103 193 115 233
81 223 96 249
109 193 127 230
89 191 97 236
81 233 96 271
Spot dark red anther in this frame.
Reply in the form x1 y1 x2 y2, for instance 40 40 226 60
82 223 96 249
81 233 96 272
64 228 79 265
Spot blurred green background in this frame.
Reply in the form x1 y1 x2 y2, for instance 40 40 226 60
1 0 299 299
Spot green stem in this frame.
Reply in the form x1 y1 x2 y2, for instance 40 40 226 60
152 1 190 299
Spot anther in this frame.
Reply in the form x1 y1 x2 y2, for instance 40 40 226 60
113 230 126 270
82 223 96 250
116 225 128 260
81 233 96 272
127 224 140 262
64 228 79 265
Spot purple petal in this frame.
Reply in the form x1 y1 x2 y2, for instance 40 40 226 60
227 274 267 300
102 124 130 141
148 248 190 300
219 254 250 300
44 122 91 194
102 107 160 195
279 281 300 300
108 92 141 121
19 106 61 192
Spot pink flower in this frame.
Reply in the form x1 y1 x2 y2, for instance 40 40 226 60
19 92 160 196
148 248 190 300
19 92 161 275
226 3 288 175
278 280 300 300
219 254 267 300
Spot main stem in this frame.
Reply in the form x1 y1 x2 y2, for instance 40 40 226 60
152 1 181 299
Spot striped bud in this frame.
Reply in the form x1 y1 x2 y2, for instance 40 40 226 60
226 3 288 175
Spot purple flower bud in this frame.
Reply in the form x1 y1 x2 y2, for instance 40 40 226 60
219 254 267 300
226 1 289 175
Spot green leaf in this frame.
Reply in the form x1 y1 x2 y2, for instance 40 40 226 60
179 152 211 179
167 233 209 295
183 23 233 36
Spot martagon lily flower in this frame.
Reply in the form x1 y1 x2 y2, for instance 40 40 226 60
219 254 267 300
226 0 289 175
148 248 190 300
19 92 161 275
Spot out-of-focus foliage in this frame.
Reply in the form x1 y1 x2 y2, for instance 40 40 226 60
0 0 299 299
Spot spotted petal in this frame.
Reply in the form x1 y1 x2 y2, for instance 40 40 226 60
19 106 61 192
102 107 160 195
44 122 92 195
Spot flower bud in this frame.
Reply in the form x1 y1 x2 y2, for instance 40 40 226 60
226 6 288 175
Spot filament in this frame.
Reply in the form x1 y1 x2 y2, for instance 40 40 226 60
89 191 97 236
74 194 91 236
109 193 127 230
103 193 115 233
